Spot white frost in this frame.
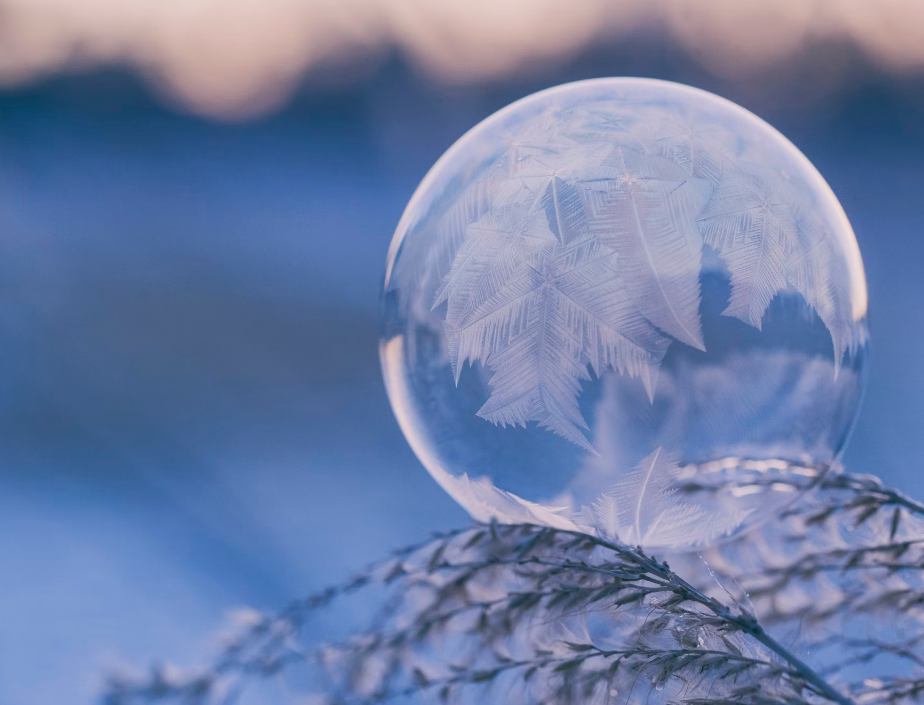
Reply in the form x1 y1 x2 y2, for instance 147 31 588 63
431 98 865 450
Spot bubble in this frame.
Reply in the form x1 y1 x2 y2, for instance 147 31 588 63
380 78 868 549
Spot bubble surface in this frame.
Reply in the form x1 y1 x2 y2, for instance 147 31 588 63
380 78 868 549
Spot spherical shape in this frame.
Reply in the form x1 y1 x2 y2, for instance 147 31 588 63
380 78 869 549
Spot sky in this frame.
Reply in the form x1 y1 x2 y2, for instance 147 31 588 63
1 4 924 704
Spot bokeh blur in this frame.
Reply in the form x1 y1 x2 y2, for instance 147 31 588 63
2 2 924 702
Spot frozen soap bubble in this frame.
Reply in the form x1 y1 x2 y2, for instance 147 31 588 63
379 78 869 549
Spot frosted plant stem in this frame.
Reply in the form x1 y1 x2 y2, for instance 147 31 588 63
573 532 856 705
110 463 924 705
820 474 924 517
359 647 779 704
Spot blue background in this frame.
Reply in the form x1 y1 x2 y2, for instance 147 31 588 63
1 47 923 703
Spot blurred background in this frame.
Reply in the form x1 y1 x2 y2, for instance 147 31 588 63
1 1 924 702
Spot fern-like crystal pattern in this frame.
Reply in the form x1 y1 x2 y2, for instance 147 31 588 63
580 447 751 547
429 96 866 449
439 210 671 451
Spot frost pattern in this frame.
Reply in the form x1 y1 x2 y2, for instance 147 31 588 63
439 207 671 451
579 447 750 547
428 463 579 531
586 145 711 350
698 163 797 330
429 98 865 449
697 162 863 370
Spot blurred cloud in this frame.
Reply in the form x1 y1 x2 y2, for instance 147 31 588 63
2 0 924 119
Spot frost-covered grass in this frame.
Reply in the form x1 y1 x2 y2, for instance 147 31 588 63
103 472 924 705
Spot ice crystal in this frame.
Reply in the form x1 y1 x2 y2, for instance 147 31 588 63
428 95 864 448
439 210 670 450
581 447 750 547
